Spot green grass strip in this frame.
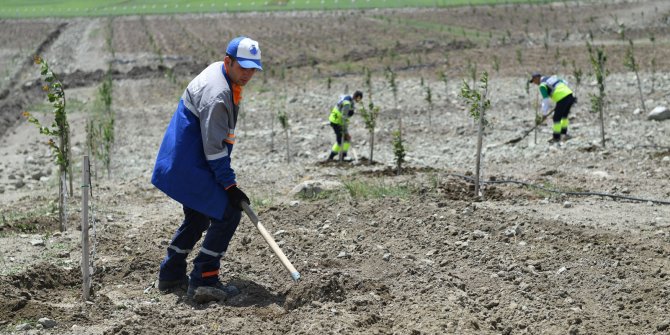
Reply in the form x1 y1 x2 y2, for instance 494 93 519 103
343 180 412 200
1 0 565 19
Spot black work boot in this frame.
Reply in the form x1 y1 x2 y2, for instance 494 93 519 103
157 275 189 292
187 282 240 303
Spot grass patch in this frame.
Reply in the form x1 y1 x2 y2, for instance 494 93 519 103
1 203 57 234
251 196 276 211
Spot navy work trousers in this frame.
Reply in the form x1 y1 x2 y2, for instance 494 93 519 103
159 205 241 287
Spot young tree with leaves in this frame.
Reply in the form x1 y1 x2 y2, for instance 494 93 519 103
623 39 646 114
391 130 405 175
587 42 608 147
460 72 491 197
23 56 71 231
358 102 380 164
278 110 290 163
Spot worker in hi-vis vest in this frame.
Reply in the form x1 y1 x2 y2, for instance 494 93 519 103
529 73 577 143
327 90 363 161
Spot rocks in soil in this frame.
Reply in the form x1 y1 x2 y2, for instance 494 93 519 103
657 320 670 331
289 179 344 198
647 106 670 121
30 239 45 247
15 323 31 331
38 317 57 328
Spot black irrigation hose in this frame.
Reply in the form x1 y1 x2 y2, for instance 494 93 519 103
446 173 670 205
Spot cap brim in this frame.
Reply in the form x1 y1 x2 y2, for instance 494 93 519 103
238 59 262 70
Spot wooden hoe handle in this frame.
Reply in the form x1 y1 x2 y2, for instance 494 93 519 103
241 202 301 282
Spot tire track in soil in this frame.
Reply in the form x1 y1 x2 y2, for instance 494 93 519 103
0 18 207 140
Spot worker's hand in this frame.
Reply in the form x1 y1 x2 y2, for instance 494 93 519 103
347 110 354 117
344 133 351 141
226 185 250 211
541 98 551 115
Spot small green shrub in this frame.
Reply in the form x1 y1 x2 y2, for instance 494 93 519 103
392 130 406 175
23 55 70 231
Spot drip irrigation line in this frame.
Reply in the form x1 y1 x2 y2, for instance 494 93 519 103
627 144 670 150
445 173 670 205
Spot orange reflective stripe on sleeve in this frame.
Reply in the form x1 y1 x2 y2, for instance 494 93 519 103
224 131 236 144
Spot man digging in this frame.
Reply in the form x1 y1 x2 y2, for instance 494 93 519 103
151 36 262 303
529 72 577 143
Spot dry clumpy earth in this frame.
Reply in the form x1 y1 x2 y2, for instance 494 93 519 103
1 1 670 334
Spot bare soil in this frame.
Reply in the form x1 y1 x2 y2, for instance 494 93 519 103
1 1 670 334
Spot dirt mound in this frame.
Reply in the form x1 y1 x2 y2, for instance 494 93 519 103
284 272 347 310
9 263 80 291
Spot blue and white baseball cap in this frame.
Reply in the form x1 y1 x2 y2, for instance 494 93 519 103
226 36 262 70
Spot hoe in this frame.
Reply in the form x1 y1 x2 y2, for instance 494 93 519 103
242 202 301 282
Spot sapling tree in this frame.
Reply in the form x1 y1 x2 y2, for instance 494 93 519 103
87 19 116 179
571 59 583 87
424 84 433 126
385 66 401 131
277 110 290 163
460 71 491 197
364 67 373 101
270 92 280 152
467 59 477 88
439 71 448 99
526 77 541 144
650 33 657 93
587 42 608 147
86 69 115 178
391 130 405 176
385 66 398 110
358 102 380 164
623 39 646 114
543 28 550 52
23 55 71 231
515 48 523 67
386 66 405 172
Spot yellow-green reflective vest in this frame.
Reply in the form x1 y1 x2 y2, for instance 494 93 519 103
539 76 573 102
328 96 353 125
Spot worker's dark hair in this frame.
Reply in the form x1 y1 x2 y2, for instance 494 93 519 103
353 90 363 99
225 53 236 64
